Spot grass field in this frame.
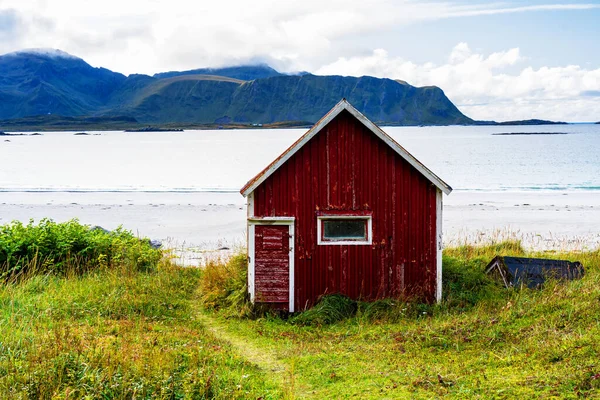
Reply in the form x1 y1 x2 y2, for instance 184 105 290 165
0 264 284 399
1 221 599 398
198 243 600 399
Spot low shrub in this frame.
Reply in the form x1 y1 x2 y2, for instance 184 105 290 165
0 219 162 280
292 294 358 325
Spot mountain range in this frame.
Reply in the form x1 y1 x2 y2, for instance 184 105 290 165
0 49 475 127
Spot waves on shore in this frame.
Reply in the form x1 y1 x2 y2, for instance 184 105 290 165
461 185 600 192
0 187 240 194
1 184 600 194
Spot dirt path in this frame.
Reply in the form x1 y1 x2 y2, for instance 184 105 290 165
195 312 301 397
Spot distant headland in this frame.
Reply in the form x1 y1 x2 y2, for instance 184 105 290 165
125 127 184 132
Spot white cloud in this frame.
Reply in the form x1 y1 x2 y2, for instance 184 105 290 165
0 1 598 121
316 43 600 122
442 3 600 18
1 0 599 75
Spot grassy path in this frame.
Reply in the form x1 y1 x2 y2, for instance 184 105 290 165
195 311 306 399
196 313 287 376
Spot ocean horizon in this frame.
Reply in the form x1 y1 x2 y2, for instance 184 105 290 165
2 124 600 194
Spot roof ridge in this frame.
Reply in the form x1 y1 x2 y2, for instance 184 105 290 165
240 99 452 196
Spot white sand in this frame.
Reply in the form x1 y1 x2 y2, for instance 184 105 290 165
1 190 599 264
444 191 600 250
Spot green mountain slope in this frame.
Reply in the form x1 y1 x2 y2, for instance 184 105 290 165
223 74 470 125
108 77 242 123
0 49 473 126
0 49 125 120
153 64 282 80
109 74 471 125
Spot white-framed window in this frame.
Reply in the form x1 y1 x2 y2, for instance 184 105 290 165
317 214 372 245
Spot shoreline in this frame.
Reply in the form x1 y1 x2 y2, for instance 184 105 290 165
2 121 586 134
444 191 600 250
1 190 599 264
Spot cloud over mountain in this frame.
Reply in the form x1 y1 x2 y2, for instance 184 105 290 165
317 43 600 122
0 1 598 121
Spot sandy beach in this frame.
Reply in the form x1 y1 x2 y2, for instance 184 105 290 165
2 190 599 264
444 191 600 250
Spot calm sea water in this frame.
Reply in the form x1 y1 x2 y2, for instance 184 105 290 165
1 124 599 193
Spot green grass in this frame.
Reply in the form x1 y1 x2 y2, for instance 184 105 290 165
0 220 280 398
0 263 282 399
2 224 599 398
202 241 600 398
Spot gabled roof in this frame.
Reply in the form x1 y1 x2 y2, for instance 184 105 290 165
240 99 452 196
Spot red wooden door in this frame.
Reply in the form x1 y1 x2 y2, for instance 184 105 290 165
254 225 290 305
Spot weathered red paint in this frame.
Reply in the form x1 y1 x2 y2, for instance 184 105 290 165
254 225 289 306
249 109 438 309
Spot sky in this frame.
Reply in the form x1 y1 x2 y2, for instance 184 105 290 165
0 0 599 122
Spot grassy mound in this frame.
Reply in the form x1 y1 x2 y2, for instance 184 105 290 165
0 219 161 280
1 229 598 398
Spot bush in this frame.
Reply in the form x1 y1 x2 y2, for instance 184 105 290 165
0 219 162 280
292 294 358 325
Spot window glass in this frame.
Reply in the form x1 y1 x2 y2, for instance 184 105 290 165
322 219 367 240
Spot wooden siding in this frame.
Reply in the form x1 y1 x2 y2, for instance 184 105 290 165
252 110 438 309
254 225 290 305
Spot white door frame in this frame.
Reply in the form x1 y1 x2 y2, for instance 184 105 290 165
436 189 443 303
248 217 295 312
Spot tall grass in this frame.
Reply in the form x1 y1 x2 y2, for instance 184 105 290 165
0 221 282 399
200 239 599 325
198 253 252 316
2 222 598 398
0 264 281 398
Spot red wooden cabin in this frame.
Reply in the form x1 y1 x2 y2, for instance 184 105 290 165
240 99 452 311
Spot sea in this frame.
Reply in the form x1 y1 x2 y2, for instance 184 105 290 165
2 124 599 256
2 124 599 194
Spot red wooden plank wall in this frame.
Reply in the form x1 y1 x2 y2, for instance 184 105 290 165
253 110 437 309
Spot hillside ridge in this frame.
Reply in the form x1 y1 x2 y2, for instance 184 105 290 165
1 49 473 126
